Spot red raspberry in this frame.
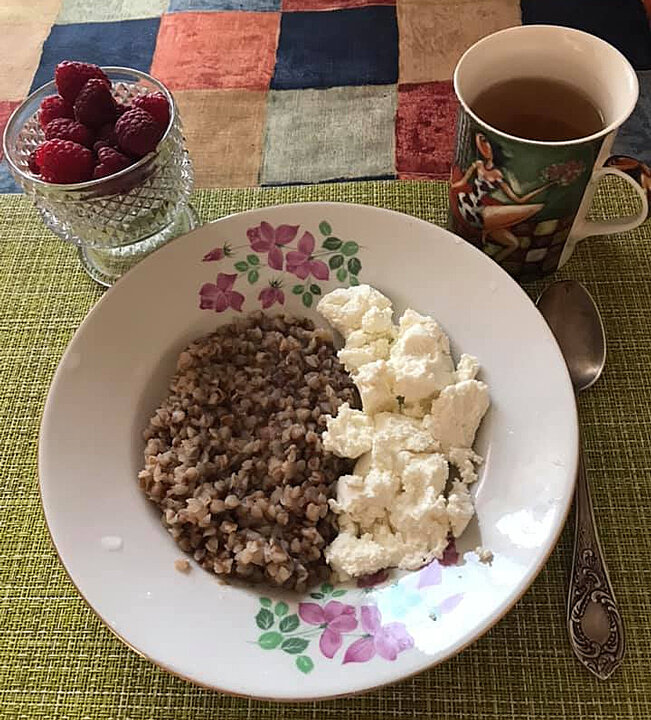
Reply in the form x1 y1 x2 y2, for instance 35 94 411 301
115 108 163 158
45 118 94 148
96 122 118 147
93 140 111 154
132 92 170 131
28 151 40 174
93 146 132 179
35 139 94 184
55 61 110 103
39 95 74 130
74 79 117 128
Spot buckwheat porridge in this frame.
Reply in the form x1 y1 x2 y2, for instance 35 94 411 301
138 312 359 591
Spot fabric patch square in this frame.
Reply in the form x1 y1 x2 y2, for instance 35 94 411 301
396 81 457 179
522 0 651 71
397 0 521 84
56 0 168 24
613 71 651 165
151 12 280 90
169 0 281 10
261 85 396 184
0 4 61 100
272 7 398 89
0 102 21 161
283 0 394 10
31 18 161 93
174 89 266 187
0 161 21 193
0 0 60 25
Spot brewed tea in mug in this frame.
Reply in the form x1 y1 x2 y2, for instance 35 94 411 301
470 77 605 142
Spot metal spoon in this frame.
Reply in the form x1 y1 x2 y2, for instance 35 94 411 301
537 280 625 680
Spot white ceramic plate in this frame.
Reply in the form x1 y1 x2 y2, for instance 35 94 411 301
40 203 578 700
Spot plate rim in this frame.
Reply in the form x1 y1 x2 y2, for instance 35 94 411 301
38 201 579 701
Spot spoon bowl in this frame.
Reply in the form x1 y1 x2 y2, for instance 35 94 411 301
537 280 606 393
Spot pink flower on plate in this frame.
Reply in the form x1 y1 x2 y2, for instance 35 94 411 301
286 232 329 281
259 282 285 309
440 537 459 566
357 569 390 589
343 605 414 664
202 247 223 262
202 243 232 262
437 594 463 614
298 601 358 659
417 559 442 589
247 222 298 270
199 273 245 312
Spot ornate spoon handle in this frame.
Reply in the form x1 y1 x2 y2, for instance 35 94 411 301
567 449 625 679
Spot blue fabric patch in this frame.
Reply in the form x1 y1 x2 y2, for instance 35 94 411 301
31 18 162 93
613 71 651 165
271 6 398 90
0 161 22 194
521 0 651 71
169 0 281 10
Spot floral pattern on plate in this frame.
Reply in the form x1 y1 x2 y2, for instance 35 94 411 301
199 220 363 311
252 551 466 674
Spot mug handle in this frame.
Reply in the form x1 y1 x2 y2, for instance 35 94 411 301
571 155 649 242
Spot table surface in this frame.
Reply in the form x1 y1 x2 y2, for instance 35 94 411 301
1 180 650 719
0 0 650 192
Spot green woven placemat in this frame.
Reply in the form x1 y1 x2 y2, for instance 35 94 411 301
1 181 650 720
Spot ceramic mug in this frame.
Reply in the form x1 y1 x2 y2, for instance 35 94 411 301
448 25 649 279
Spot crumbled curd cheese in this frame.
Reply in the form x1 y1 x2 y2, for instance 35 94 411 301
322 402 373 458
317 285 392 339
455 354 480 382
336 331 392 374
355 360 398 414
425 380 490 450
317 285 490 579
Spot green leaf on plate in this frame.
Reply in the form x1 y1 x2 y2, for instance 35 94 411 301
320 582 333 594
247 269 259 284
260 597 272 608
336 268 348 283
331 589 347 597
319 221 332 236
310 284 321 295
247 254 260 266
329 254 344 270
341 241 359 257
302 292 313 308
309 592 324 600
234 261 248 272
296 655 314 674
281 637 309 654
292 284 304 295
322 236 342 251
275 601 289 617
349 275 360 287
258 631 283 650
347 257 362 275
255 608 275 630
279 614 300 633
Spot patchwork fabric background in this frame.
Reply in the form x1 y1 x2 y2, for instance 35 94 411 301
0 0 650 192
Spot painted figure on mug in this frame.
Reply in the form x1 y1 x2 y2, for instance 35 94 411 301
451 132 556 261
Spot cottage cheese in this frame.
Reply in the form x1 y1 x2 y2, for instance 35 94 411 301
317 285 490 579
322 402 373 458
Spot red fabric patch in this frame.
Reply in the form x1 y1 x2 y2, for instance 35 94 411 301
396 81 458 179
0 101 20 161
